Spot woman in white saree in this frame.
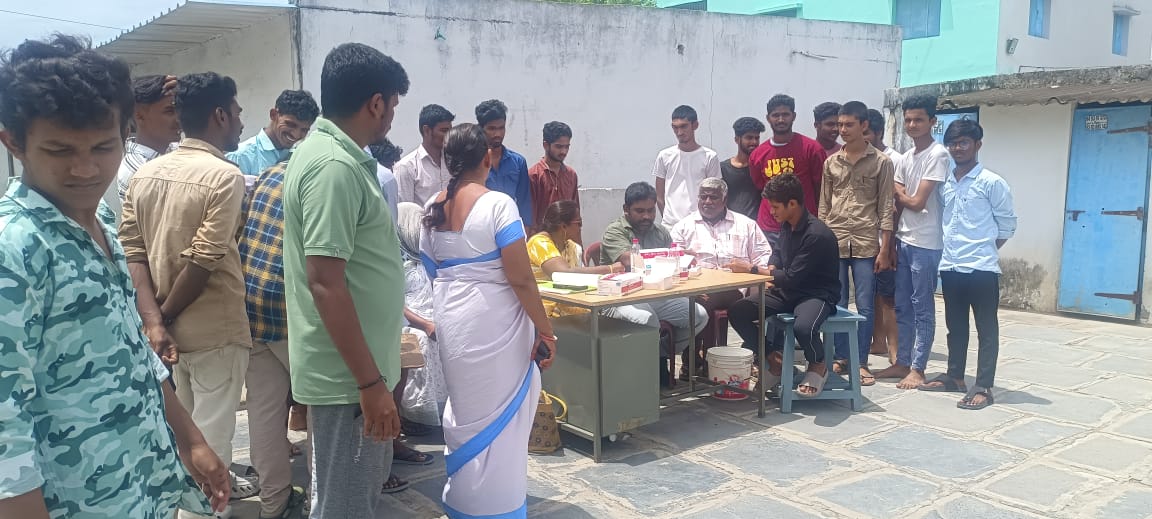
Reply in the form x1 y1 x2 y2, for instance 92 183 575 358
419 123 557 518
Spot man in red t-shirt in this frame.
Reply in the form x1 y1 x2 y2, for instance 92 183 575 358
750 94 827 249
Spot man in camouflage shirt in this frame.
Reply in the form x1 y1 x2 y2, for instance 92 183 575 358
0 35 230 518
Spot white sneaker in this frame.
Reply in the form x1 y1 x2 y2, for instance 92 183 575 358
213 504 233 519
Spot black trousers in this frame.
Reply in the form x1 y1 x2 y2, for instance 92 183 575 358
728 290 835 365
941 270 1000 389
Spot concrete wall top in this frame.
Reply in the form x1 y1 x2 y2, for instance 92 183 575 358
296 0 900 194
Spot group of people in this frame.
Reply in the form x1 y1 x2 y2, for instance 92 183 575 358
520 92 1015 412
0 32 1016 519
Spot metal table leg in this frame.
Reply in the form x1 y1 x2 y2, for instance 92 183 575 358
591 310 602 462
757 282 766 418
687 295 696 394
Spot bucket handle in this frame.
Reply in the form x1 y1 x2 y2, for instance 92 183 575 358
542 390 567 421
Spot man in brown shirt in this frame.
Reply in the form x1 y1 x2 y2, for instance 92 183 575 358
818 101 895 387
528 121 580 236
119 72 256 516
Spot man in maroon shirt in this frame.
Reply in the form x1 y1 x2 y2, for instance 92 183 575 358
750 94 827 249
528 121 579 236
813 101 843 155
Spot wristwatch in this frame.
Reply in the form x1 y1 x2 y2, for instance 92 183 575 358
750 265 760 275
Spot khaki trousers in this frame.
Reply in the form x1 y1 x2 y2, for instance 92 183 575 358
247 340 297 517
174 343 249 519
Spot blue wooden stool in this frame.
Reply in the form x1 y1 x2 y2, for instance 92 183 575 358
771 307 866 413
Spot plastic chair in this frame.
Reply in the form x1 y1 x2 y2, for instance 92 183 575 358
706 308 730 349
583 241 602 267
772 307 866 413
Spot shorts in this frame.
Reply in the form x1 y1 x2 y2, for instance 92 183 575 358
875 269 895 299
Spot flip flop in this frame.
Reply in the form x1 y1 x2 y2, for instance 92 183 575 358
796 370 829 399
381 474 410 494
859 368 876 387
392 448 435 466
957 387 994 410
917 374 967 393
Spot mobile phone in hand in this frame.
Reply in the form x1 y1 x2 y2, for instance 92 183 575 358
534 340 552 364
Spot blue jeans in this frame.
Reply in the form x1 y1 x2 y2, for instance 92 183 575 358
894 240 942 371
834 257 875 363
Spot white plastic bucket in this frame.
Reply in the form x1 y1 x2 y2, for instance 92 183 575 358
706 347 754 401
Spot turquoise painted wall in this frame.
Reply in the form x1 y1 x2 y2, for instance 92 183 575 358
801 0 892 24
656 0 1002 86
896 0 1000 85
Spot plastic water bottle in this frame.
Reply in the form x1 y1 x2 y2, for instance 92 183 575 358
630 238 644 274
670 243 684 284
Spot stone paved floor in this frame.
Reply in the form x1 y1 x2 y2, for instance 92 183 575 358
228 303 1152 518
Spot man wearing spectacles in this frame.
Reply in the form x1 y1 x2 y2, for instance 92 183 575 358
918 119 1016 411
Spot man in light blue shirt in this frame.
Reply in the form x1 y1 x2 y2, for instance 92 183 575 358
476 99 532 224
368 140 401 220
228 89 319 184
918 119 1016 411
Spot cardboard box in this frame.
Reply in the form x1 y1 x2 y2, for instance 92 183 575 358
597 272 643 296
643 274 675 290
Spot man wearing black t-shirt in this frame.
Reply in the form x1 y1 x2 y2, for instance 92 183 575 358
721 117 765 221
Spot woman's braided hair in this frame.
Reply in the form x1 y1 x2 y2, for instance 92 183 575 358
423 123 489 229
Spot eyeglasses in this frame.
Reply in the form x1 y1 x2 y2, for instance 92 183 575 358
945 140 974 150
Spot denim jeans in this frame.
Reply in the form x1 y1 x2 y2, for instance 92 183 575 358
894 241 942 371
834 257 875 363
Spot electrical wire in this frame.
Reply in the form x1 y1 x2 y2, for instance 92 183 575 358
0 8 124 30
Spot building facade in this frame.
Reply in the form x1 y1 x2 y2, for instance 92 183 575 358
887 66 1152 324
658 0 1152 86
90 0 900 243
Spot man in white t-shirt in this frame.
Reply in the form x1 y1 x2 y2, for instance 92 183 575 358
874 96 950 390
653 105 720 229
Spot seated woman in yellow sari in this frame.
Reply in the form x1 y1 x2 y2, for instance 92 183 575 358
527 200 624 316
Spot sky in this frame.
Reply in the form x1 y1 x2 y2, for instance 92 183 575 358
0 0 289 51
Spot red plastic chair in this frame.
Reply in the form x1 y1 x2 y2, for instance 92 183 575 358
583 241 602 267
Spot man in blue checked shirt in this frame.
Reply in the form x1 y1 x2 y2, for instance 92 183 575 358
476 99 532 224
916 119 1017 411
237 158 308 518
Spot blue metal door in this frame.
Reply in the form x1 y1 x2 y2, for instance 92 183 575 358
1058 105 1150 319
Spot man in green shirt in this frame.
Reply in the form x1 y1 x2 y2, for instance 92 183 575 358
599 182 706 367
281 43 409 517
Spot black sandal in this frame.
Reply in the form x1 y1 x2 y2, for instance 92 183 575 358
917 374 967 393
957 387 994 410
381 474 410 494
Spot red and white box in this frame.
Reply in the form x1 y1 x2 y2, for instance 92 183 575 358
597 272 643 296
